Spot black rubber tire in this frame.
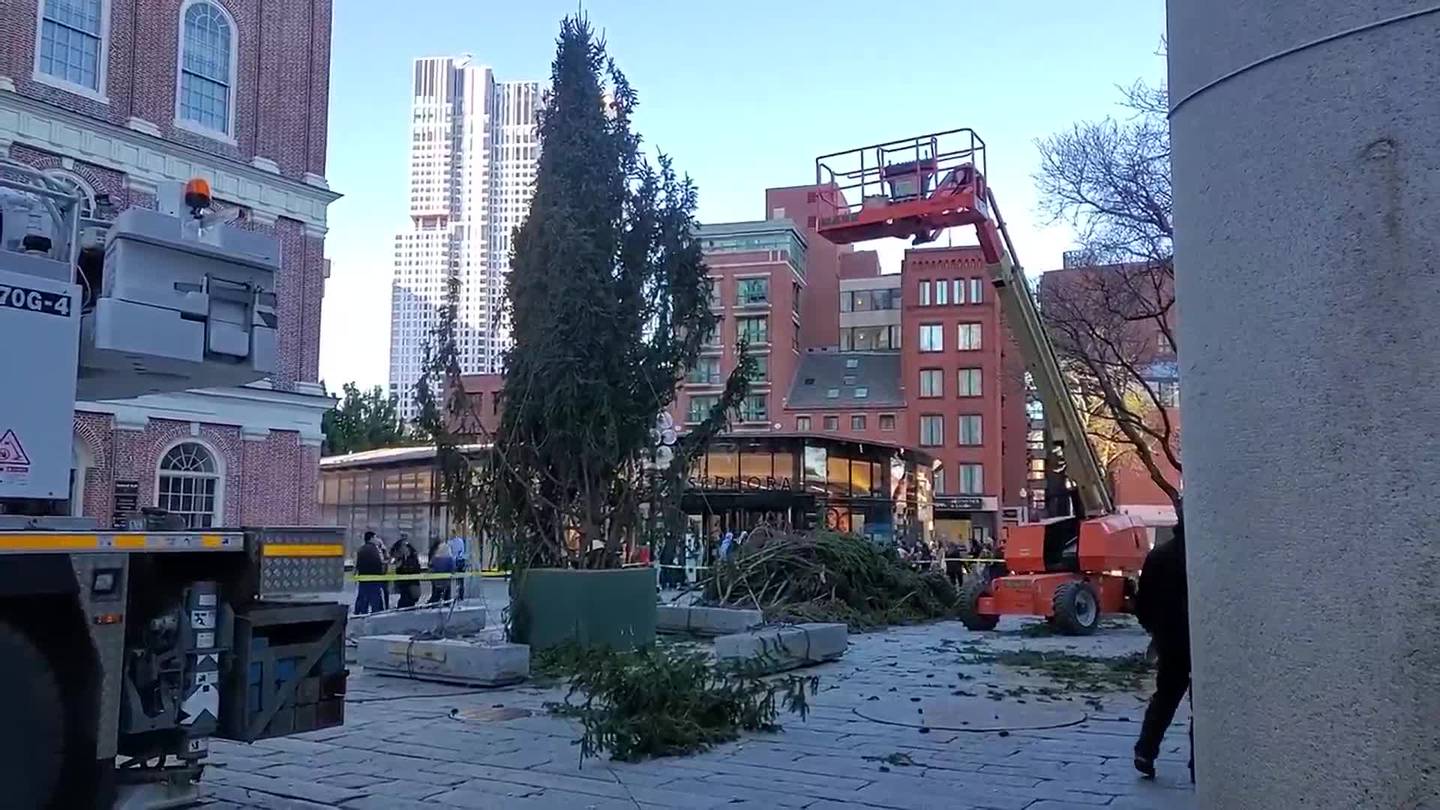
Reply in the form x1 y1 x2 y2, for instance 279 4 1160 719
1051 581 1101 635
0 622 66 809
957 576 1000 631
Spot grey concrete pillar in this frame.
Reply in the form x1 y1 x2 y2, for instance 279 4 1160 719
1167 3 1440 807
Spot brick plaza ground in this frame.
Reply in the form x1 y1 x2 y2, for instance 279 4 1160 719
201 607 1196 810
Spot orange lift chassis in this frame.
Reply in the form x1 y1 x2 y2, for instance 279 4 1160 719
814 130 1148 634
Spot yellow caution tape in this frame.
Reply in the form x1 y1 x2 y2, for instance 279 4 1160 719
350 570 506 582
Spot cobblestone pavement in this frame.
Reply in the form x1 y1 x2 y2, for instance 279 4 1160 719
200 617 1196 809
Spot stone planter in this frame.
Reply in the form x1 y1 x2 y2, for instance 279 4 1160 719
509 567 656 651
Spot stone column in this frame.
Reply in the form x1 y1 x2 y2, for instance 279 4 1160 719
1167 3 1440 807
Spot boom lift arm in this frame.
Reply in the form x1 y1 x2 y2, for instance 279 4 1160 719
978 188 1113 517
813 129 1112 517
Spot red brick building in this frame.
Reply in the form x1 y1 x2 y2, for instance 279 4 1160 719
676 219 809 432
897 246 1027 543
763 185 851 350
1 0 338 527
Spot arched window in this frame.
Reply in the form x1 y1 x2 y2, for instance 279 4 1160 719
176 1 234 136
157 441 222 528
69 433 95 519
44 170 96 219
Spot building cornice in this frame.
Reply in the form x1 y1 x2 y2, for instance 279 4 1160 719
79 385 334 443
0 90 341 226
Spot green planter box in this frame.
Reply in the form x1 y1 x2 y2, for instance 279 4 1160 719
510 567 657 651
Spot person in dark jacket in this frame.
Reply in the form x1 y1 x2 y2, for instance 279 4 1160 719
392 539 423 609
353 531 386 615
1133 514 1191 780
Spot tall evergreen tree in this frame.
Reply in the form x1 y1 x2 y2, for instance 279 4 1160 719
490 15 748 569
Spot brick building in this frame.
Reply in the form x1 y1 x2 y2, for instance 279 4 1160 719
894 246 1028 542
763 185 851 350
1 0 338 527
676 219 808 432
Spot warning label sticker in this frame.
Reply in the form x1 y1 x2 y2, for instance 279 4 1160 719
0 430 31 475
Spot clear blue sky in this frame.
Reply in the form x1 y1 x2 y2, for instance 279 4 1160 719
320 0 1167 390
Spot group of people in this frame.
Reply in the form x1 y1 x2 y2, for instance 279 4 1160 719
352 530 470 616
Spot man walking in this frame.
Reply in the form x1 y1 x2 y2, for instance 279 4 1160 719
1134 513 1192 780
353 531 386 615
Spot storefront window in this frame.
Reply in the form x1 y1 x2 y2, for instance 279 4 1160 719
740 447 772 482
771 449 797 483
708 444 739 485
803 445 827 493
850 458 872 497
828 455 851 498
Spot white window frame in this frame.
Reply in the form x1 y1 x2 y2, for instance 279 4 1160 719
958 414 984 446
934 279 948 305
687 395 718 424
959 463 985 494
32 0 112 103
736 315 769 345
958 322 983 351
174 0 239 143
969 277 985 304
43 169 98 218
919 415 944 447
918 280 931 306
154 439 226 528
919 324 943 352
69 432 95 518
918 368 943 398
738 394 768 423
953 279 964 304
957 367 983 397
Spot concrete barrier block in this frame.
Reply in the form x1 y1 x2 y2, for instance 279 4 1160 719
713 623 847 674
349 605 487 639
356 634 529 687
657 605 765 636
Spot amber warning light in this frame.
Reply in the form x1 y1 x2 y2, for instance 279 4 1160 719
184 177 212 215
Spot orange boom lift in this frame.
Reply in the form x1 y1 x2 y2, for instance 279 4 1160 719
814 130 1147 634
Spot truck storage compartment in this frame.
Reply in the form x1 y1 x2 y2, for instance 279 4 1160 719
219 601 346 742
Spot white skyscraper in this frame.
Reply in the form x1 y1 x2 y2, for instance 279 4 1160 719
389 56 540 420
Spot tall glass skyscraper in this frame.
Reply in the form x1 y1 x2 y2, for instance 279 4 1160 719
389 55 539 420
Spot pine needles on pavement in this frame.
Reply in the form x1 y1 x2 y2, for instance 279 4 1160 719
544 644 819 762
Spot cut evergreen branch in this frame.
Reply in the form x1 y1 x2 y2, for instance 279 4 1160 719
542 644 819 762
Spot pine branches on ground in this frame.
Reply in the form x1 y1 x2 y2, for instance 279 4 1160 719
541 644 818 762
704 529 960 630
